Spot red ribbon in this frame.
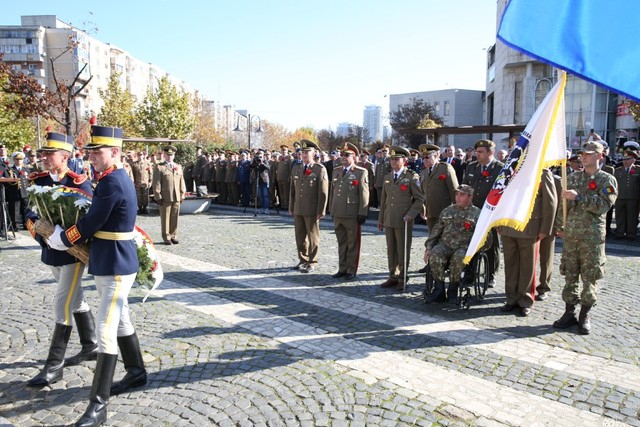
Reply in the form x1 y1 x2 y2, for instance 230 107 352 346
438 174 446 181
588 180 597 190
351 179 359 186
400 184 408 191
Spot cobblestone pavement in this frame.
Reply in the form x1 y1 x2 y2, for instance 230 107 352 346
1 204 639 426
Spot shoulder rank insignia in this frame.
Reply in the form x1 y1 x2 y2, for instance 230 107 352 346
67 170 88 185
28 171 49 181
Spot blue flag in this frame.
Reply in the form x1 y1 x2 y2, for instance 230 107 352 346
497 0 640 102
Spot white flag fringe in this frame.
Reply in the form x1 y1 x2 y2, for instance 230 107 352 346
463 72 567 264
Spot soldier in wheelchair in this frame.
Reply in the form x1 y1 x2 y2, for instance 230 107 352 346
423 184 491 307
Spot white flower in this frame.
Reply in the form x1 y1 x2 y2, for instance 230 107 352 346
51 191 61 200
73 198 90 210
34 185 52 195
27 185 39 193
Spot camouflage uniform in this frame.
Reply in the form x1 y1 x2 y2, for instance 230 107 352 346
425 203 481 282
557 169 617 305
130 159 151 213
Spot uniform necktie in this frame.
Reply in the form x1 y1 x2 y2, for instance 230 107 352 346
343 168 348 175
394 173 399 182
481 165 487 174
428 167 432 175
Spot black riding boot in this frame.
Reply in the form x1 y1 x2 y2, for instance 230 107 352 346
447 282 460 304
578 305 592 335
110 333 147 396
553 303 579 328
425 280 447 303
27 323 72 387
66 311 98 366
74 353 118 427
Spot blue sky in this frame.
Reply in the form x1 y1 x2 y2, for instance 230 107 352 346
4 1 498 131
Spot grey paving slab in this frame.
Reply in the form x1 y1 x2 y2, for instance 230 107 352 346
0 207 638 426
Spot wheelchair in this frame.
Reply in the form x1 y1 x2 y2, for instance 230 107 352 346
423 250 490 309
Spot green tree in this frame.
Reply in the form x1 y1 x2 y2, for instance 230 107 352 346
136 76 194 139
389 97 444 147
0 90 36 151
97 72 137 136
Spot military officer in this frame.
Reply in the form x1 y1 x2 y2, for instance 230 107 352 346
225 151 239 205
276 145 293 210
5 152 29 230
24 132 98 388
374 145 391 209
193 146 207 187
329 143 369 280
423 185 481 303
462 139 504 287
289 139 329 273
130 151 152 214
152 145 187 245
378 146 425 291
499 169 557 316
537 170 562 301
47 125 147 427
419 144 458 231
417 143 458 273
553 141 617 335
215 152 227 203
613 150 640 240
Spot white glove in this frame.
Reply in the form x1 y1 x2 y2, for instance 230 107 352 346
48 225 70 251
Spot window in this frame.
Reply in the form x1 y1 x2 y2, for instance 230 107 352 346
444 100 450 116
434 102 440 113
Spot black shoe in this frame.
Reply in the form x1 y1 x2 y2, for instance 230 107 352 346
290 262 304 270
553 303 579 328
518 307 531 317
500 303 516 312
170 238 179 244
344 273 356 280
487 279 496 289
331 272 347 279
164 240 172 246
74 353 117 427
417 265 428 274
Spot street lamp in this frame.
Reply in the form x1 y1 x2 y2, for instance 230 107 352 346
233 112 262 151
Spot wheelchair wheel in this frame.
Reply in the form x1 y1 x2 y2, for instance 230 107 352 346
423 264 434 303
473 252 489 302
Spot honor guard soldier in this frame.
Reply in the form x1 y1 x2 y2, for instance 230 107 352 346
329 143 370 280
47 125 147 427
378 146 425 290
152 145 187 245
462 139 504 287
553 141 617 335
289 139 329 273
24 132 98 388
417 143 458 273
193 146 207 187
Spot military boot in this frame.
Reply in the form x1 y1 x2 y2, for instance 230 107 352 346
553 303 579 328
578 305 592 335
110 333 147 396
27 323 72 387
425 280 447 303
66 311 98 366
447 282 460 304
74 353 118 427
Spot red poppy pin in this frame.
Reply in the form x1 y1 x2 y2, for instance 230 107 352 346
481 170 489 177
438 174 446 181
588 180 597 190
464 221 472 230
305 168 312 176
400 184 408 191
351 179 359 186
631 169 636 175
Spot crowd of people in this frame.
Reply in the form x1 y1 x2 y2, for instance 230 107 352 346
1 127 635 425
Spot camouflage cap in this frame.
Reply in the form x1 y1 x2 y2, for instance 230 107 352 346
456 184 474 195
580 141 604 154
